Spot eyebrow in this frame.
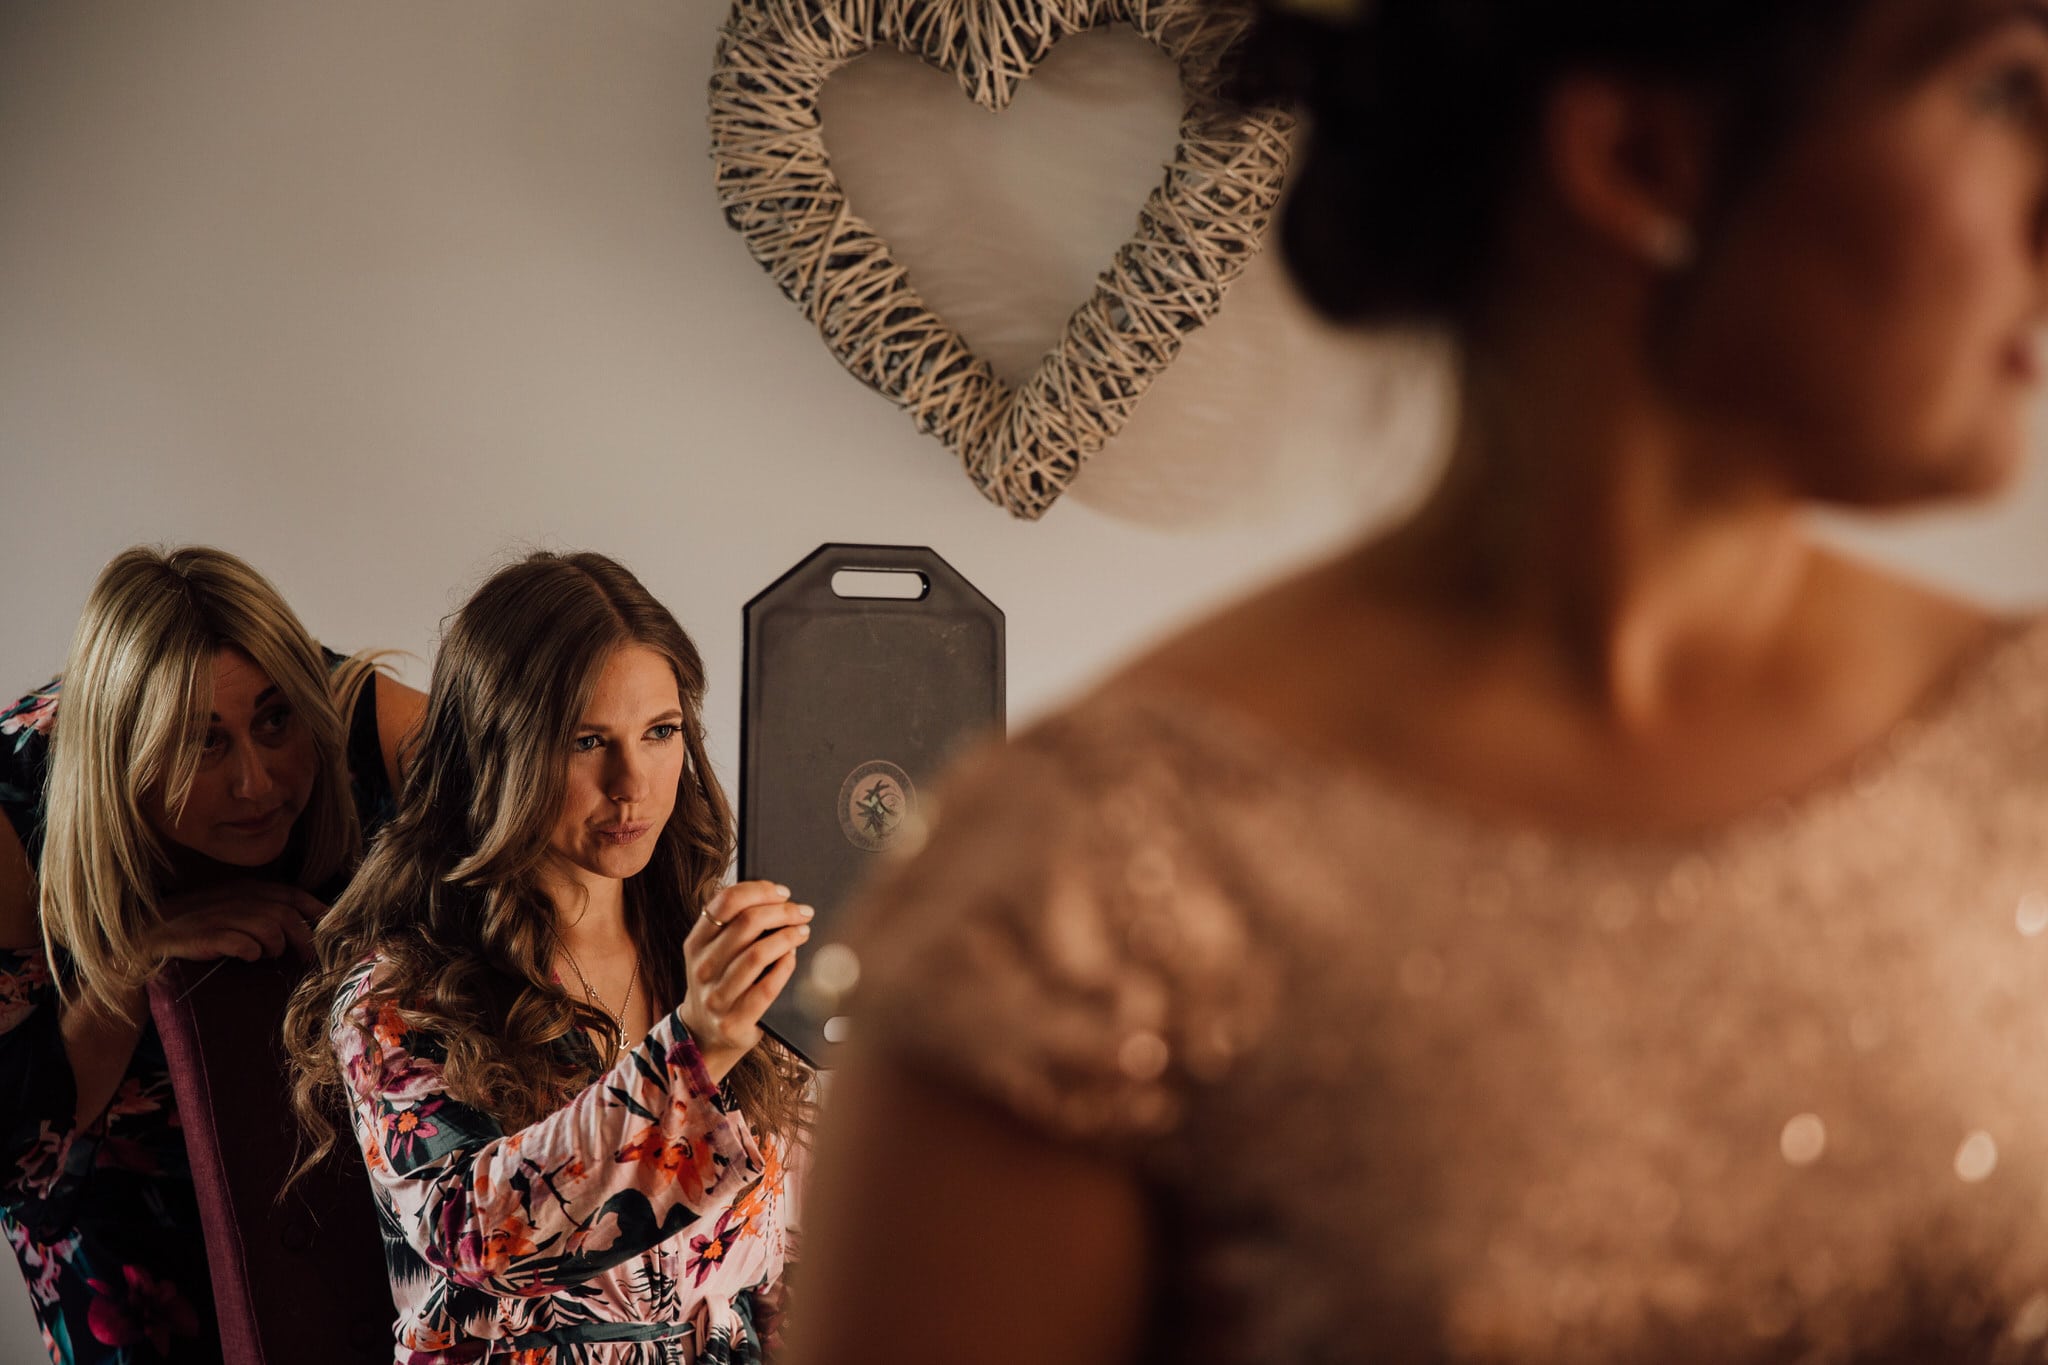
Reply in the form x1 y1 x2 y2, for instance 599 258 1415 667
207 686 282 723
576 708 686 732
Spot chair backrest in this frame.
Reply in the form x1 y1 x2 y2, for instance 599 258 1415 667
148 957 393 1365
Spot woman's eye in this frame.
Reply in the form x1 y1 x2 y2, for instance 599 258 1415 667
572 734 604 754
649 723 680 742
1977 64 2047 124
254 706 293 736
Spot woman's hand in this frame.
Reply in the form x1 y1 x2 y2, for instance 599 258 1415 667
59 882 325 1127
680 880 811 1082
144 881 326 968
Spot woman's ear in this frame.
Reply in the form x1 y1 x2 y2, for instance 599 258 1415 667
1542 74 1716 271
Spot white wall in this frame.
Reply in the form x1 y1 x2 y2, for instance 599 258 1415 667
2 3 2044 1355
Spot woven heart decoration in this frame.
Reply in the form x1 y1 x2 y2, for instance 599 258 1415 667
709 0 1294 521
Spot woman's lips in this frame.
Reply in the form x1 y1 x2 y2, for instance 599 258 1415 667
221 806 290 837
595 822 653 847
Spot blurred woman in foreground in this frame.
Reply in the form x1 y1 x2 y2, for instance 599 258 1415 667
794 2 2048 1361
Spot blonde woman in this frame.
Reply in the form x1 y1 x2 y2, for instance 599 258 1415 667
0 546 423 1365
286 551 810 1365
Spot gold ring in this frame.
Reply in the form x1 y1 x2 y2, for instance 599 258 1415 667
701 908 729 929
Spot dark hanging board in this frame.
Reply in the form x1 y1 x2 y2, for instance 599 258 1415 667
739 544 1005 1066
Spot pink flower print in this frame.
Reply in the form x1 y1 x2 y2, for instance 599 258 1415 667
15 1124 72 1199
29 1234 78 1302
0 685 57 741
374 1051 444 1104
685 1208 746 1288
85 1264 199 1355
0 952 51 1032
3 1224 72 1305
105 1076 163 1120
382 1099 443 1164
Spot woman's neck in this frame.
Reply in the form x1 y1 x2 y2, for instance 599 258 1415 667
543 862 632 954
1364 337 1825 735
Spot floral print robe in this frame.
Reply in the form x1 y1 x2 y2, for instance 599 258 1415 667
329 957 798 1364
0 661 396 1365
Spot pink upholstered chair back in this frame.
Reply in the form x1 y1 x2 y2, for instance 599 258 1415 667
149 957 393 1365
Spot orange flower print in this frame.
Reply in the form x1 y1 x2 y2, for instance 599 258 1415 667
371 1002 406 1052
481 1218 538 1274
401 1324 460 1351
732 1140 787 1226
686 1208 745 1287
615 1126 711 1185
1 683 57 743
381 1099 442 1164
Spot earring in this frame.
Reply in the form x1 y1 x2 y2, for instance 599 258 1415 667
1644 218 1697 271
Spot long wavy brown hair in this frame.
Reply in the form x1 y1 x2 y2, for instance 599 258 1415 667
285 551 810 1180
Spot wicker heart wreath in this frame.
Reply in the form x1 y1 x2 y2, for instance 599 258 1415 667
709 0 1294 520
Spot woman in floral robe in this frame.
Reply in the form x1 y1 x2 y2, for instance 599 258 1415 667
288 551 812 1364
0 547 421 1365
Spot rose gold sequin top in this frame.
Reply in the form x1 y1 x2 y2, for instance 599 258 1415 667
851 615 2048 1364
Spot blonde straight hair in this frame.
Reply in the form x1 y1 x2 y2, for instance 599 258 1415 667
40 546 370 1019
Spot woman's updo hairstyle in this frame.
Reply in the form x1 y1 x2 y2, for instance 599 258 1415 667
1227 0 1882 328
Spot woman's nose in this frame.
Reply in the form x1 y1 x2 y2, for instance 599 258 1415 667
608 748 650 804
230 741 278 801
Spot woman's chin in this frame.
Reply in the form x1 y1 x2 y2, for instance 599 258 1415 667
189 833 296 870
575 844 661 884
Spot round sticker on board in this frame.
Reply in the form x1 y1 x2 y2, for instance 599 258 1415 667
838 760 916 852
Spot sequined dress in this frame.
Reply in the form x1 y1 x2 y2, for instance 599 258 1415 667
852 615 2048 1364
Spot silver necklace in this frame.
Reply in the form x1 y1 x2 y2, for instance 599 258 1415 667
560 942 639 1065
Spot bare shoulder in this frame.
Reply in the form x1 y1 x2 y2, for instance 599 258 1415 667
1117 557 1334 695
1800 548 2016 689
373 671 428 789
1103 550 1418 734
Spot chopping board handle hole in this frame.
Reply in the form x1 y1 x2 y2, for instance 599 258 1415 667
831 569 930 601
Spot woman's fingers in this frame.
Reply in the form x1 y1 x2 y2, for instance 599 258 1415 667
276 907 317 959
687 880 792 952
729 948 800 1029
170 880 328 924
230 882 328 923
272 886 330 923
165 923 268 963
161 905 294 962
705 923 809 1015
694 901 813 989
219 907 291 958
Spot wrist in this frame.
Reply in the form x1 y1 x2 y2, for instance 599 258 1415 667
698 1042 744 1085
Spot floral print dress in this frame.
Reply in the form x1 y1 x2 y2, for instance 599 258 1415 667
0 662 395 1365
329 957 798 1364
